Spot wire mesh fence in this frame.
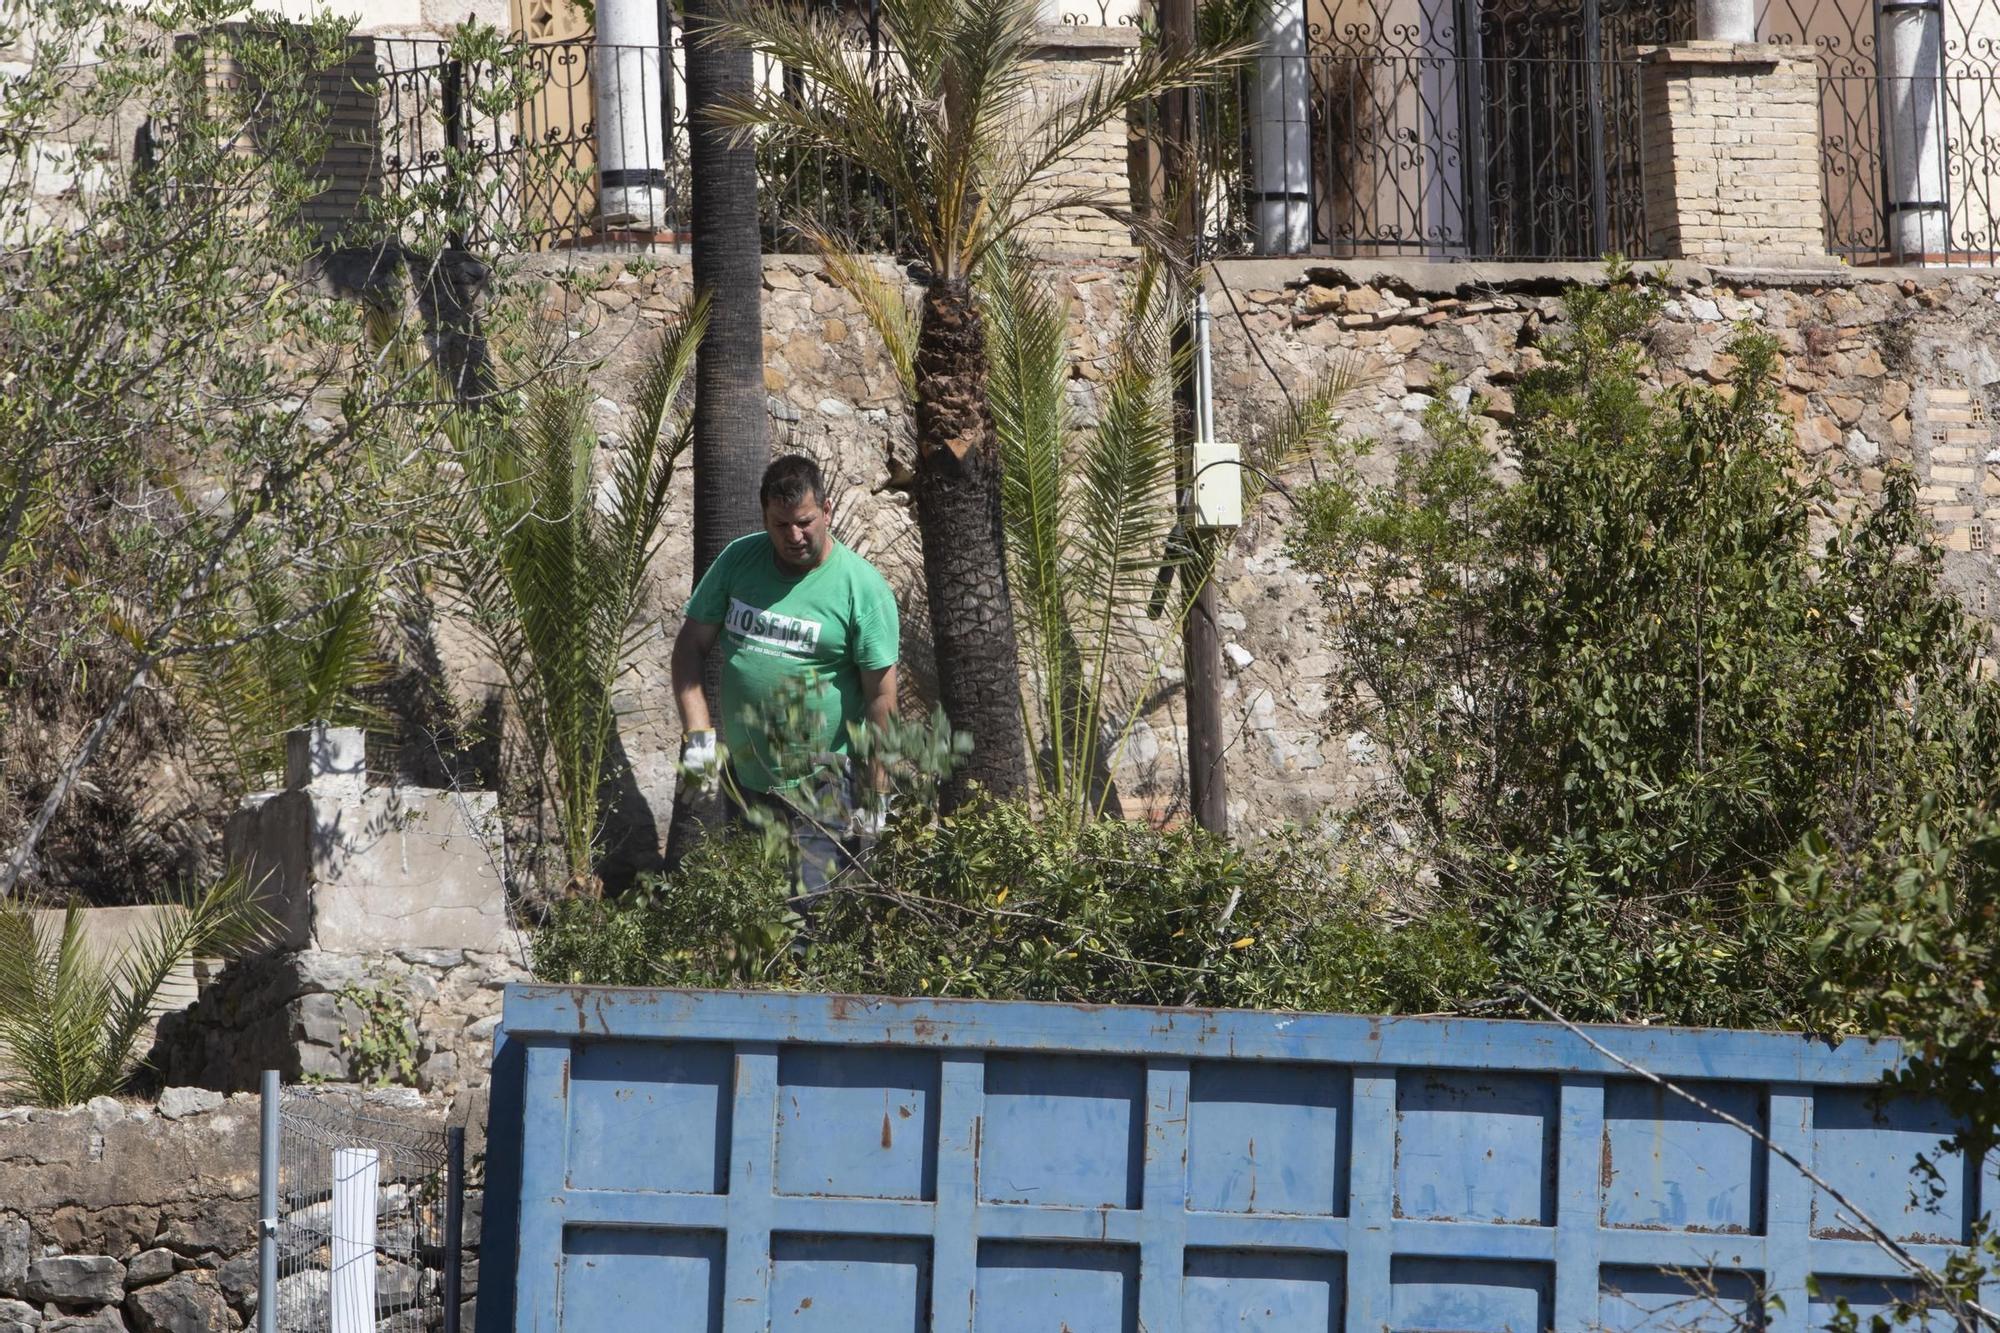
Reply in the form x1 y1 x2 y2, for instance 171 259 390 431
269 1085 465 1333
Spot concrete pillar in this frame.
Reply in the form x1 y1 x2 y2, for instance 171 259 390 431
285 723 366 796
1695 0 1757 43
594 0 668 229
1882 0 1948 261
1250 0 1311 255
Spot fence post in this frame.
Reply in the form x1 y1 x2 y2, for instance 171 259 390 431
1249 0 1310 254
1455 0 1493 257
330 1147 381 1333
258 1071 278 1333
1695 0 1757 42
596 0 669 229
657 0 678 230
443 1126 466 1333
442 57 468 251
1584 0 1611 258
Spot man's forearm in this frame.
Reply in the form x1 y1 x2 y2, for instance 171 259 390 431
672 640 712 734
863 686 895 795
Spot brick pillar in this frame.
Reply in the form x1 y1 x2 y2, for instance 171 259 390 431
1638 42 1829 268
1012 24 1143 260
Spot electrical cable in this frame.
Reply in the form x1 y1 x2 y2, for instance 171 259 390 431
1205 255 1321 484
1206 256 1297 416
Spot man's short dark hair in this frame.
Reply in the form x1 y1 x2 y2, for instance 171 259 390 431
760 454 828 510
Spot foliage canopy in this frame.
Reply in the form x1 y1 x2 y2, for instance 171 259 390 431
1287 265 2000 1030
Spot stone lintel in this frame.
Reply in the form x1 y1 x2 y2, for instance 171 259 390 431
1030 21 1142 54
1633 40 1816 67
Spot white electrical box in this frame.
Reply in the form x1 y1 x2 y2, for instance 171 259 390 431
1193 440 1244 529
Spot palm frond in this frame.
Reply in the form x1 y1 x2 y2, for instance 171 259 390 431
988 247 1074 617
720 0 1207 283
1070 255 1180 763
988 43 1251 228
0 877 266 1107
984 244 1077 784
0 901 115 1106
612 294 708 598
980 247 1186 820
709 2 939 257
435 303 705 892
873 0 958 90
934 0 1043 216
1245 355 1370 499
99 871 269 1091
168 548 390 793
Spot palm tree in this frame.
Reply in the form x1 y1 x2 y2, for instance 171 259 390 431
0 873 268 1107
708 0 1243 803
436 301 707 898
813 244 1360 824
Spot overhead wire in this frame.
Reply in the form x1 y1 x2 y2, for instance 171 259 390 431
1204 252 1322 484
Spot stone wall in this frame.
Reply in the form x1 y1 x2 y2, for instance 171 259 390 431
0 1086 480 1333
149 946 527 1097
500 251 2000 836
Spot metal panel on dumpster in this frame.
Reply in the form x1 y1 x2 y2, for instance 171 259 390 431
484 987 1997 1333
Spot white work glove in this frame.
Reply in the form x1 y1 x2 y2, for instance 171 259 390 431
848 790 892 839
680 729 723 796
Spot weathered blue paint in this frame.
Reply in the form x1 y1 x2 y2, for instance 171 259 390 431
479 988 1997 1332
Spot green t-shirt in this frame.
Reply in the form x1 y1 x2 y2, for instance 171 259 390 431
683 533 900 793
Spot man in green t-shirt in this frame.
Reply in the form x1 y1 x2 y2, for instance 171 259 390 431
670 454 900 897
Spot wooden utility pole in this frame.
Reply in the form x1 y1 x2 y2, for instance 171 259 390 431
1160 0 1228 836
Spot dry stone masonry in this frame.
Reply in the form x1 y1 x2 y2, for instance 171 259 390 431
472 252 2000 837
148 946 525 1096
0 1088 479 1333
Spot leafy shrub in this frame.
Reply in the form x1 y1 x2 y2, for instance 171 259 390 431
533 797 1494 1015
1286 263 2000 1026
1781 810 2000 1154
535 832 794 989
336 982 421 1088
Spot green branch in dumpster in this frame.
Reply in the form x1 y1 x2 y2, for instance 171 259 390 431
1517 989 1999 1332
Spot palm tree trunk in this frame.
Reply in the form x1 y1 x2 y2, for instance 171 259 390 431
913 278 1030 805
665 0 769 869
686 0 768 579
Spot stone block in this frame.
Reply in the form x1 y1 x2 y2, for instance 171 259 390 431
23 1256 125 1306
0 1216 26 1297
212 1257 255 1314
125 1274 231 1333
0 1297 38 1332
227 783 508 956
121 1250 180 1290
154 1090 222 1123
41 1313 125 1333
273 1271 327 1328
